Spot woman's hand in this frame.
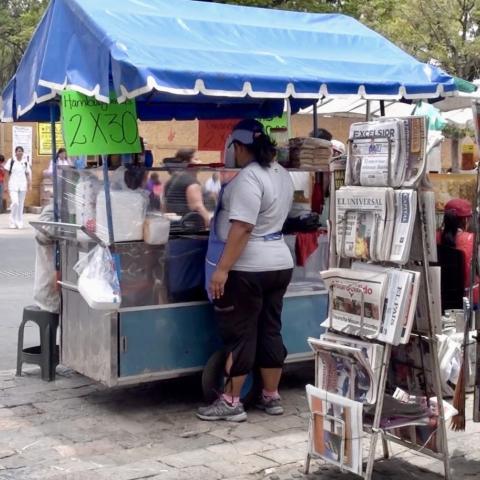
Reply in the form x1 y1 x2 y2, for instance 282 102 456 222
209 268 229 300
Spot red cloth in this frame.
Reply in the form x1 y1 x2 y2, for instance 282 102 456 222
295 231 319 267
311 180 324 214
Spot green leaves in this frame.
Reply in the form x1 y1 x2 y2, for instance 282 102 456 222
0 0 48 89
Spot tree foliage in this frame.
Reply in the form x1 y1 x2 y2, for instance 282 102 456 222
0 0 48 89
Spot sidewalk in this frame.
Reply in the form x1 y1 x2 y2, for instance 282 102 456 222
1 366 480 480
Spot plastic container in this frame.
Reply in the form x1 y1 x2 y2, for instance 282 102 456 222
96 190 148 243
144 214 170 245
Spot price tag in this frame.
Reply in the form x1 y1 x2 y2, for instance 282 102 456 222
61 91 141 156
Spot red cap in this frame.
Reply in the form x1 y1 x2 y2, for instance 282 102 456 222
444 198 473 217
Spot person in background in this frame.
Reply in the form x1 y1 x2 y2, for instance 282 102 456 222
146 172 162 210
46 148 72 175
4 146 31 229
437 198 479 303
203 172 222 211
164 149 210 228
310 127 333 141
0 155 5 213
197 119 294 422
205 172 221 198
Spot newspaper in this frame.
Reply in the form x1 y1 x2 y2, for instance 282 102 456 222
402 116 427 188
306 384 363 475
420 190 438 263
335 187 394 261
346 116 427 188
389 189 417 264
347 120 403 187
321 268 387 338
320 332 384 388
308 337 380 404
385 388 458 453
351 262 420 345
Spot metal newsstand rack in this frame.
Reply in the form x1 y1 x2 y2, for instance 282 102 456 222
304 127 452 480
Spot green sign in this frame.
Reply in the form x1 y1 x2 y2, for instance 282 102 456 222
61 91 141 156
259 114 288 135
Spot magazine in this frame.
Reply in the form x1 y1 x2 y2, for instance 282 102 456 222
321 268 387 338
308 337 378 404
389 189 417 264
351 262 421 345
335 187 394 261
306 384 363 475
346 116 427 188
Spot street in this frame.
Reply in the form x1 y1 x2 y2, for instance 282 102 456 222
0 214 37 371
0 216 480 479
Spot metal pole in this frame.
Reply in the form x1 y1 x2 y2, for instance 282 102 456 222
49 103 61 272
286 98 292 139
366 100 371 121
380 100 386 117
101 155 115 246
313 102 318 137
50 103 58 222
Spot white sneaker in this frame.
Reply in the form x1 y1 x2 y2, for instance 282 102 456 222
16 224 23 229
9 224 16 229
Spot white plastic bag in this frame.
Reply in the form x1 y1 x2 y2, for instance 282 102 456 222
75 245 121 310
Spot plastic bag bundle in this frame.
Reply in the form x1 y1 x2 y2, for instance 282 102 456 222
75 245 121 310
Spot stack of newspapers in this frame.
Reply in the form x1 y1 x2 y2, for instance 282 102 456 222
320 262 420 345
346 116 427 188
335 187 417 264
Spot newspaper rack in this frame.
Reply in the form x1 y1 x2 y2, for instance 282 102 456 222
305 126 452 479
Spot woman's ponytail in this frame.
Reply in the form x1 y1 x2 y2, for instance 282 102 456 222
249 133 277 168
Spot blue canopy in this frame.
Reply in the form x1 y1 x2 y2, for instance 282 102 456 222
1 0 457 122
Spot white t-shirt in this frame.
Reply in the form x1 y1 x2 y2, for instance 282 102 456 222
216 161 294 272
5 158 31 191
205 177 221 195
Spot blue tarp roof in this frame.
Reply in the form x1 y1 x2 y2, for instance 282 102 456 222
1 0 457 122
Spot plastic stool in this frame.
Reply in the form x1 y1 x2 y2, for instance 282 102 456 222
16 306 59 381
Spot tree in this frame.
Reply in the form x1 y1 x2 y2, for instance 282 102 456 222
365 0 480 81
0 0 48 89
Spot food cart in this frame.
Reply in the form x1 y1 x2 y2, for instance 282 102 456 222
0 0 457 396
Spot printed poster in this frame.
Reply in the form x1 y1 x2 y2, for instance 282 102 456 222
12 125 33 163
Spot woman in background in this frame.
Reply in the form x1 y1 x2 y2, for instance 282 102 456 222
4 146 31 229
438 198 479 303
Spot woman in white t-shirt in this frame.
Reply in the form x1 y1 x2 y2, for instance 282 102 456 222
197 120 294 423
4 146 32 229
46 148 72 176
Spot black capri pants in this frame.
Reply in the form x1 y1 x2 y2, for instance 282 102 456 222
213 268 293 377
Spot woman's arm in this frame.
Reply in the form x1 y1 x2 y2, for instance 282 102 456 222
186 183 210 227
209 220 254 300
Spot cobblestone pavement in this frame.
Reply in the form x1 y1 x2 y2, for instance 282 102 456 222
0 365 480 480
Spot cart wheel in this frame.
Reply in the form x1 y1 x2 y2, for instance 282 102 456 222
202 350 260 407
